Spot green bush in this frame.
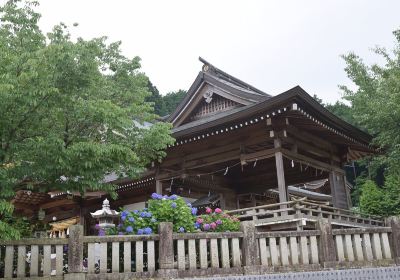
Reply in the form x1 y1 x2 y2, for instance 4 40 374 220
195 207 240 232
105 193 197 235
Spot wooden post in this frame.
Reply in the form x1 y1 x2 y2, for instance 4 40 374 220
317 219 337 267
156 180 163 194
274 138 287 207
65 225 85 280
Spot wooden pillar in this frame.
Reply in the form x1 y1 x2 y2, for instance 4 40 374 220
156 180 163 194
274 138 287 206
329 171 349 209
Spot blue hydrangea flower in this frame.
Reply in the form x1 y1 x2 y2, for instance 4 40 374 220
121 215 126 221
151 218 157 223
133 210 139 214
170 194 178 200
179 227 185 233
151 193 161 200
194 222 200 229
144 227 152 234
191 207 198 215
140 212 147 218
126 226 133 233
171 202 177 208
137 229 144 235
122 210 129 216
187 203 192 207
128 217 135 223
117 223 123 229
146 212 152 218
162 195 169 199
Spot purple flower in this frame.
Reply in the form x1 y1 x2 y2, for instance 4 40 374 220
95 224 100 230
121 215 126 221
179 227 185 233
171 202 177 208
216 219 222 225
187 203 192 207
144 227 152 234
118 232 124 236
203 224 210 231
137 229 144 235
128 217 135 222
191 207 198 215
151 193 161 200
170 194 178 200
117 223 123 229
126 226 133 233
194 222 200 229
98 229 106 236
121 210 129 217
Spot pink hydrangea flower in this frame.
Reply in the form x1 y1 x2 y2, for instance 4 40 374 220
197 218 204 224
205 207 212 214
210 222 217 229
214 208 222 214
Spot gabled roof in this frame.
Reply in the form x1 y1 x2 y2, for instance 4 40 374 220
167 57 271 126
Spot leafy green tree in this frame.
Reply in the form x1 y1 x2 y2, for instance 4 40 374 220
146 80 166 116
359 175 400 216
162 89 186 115
0 0 173 239
341 29 400 174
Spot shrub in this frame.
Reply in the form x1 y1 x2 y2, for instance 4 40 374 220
196 207 240 232
105 193 197 235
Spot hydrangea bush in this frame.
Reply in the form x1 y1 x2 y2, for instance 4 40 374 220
100 195 240 235
195 207 240 232
105 193 197 235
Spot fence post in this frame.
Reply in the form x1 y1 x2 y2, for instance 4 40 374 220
157 222 178 279
241 220 260 272
387 216 400 264
317 218 337 267
65 225 85 280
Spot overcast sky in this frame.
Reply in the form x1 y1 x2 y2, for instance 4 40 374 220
34 0 400 103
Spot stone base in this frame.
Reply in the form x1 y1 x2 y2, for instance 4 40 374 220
64 272 86 280
156 269 179 279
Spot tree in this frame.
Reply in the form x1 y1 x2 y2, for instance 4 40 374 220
146 80 166 116
359 175 400 216
341 29 400 173
340 28 400 215
162 90 186 115
0 0 174 239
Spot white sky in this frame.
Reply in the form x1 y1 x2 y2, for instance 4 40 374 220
32 0 400 103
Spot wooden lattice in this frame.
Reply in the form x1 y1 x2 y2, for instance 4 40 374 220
190 95 241 121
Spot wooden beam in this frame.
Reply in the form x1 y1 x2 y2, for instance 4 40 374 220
281 148 344 174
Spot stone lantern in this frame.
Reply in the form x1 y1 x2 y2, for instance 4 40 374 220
90 198 119 229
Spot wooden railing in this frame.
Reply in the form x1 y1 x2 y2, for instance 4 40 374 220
227 199 385 228
1 217 399 279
